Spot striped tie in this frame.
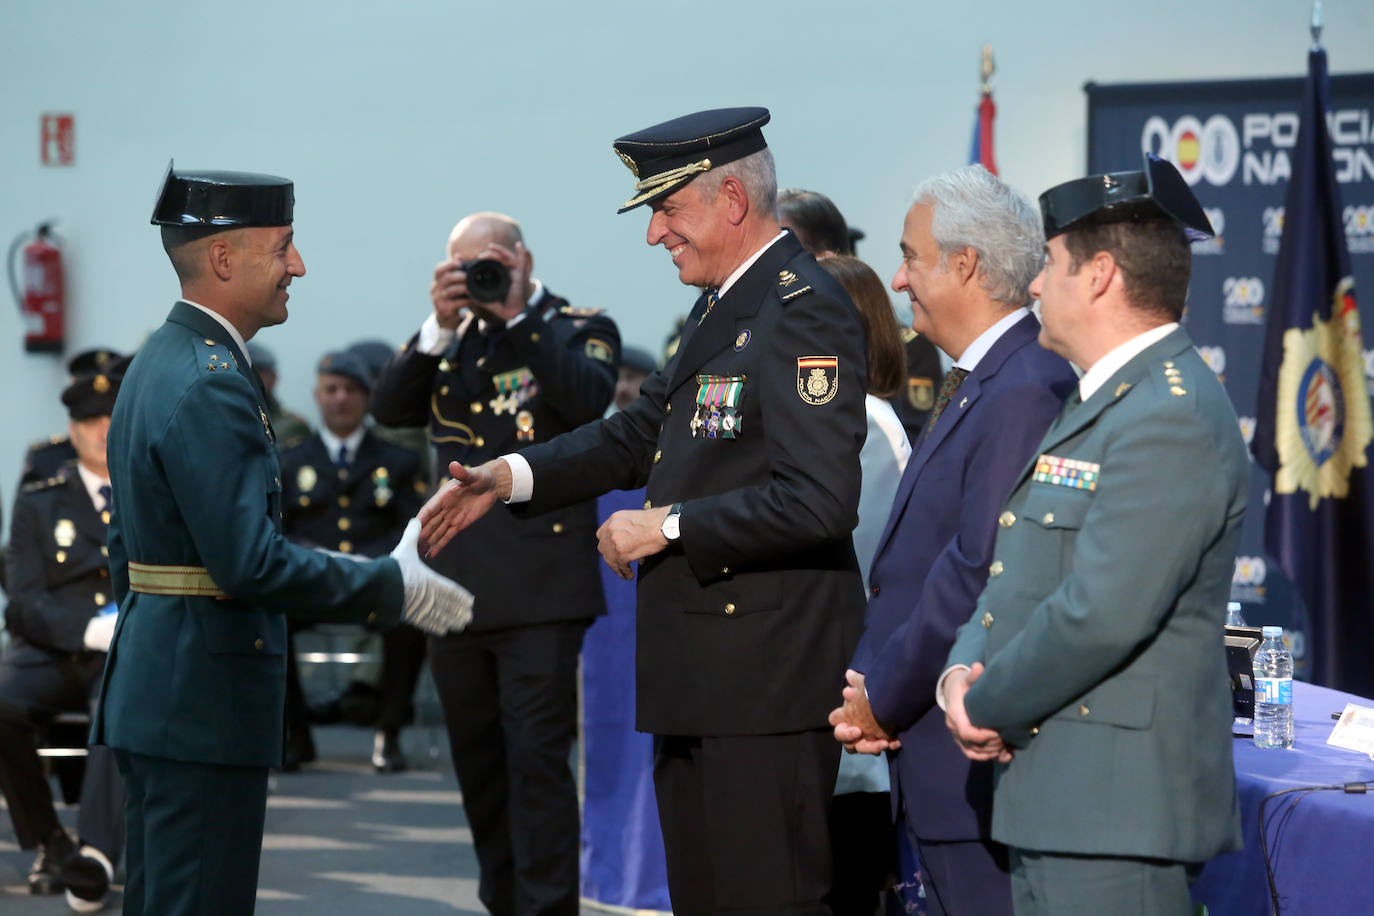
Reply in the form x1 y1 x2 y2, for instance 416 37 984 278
697 289 719 326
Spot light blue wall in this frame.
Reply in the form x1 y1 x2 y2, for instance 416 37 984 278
2 0 1372 533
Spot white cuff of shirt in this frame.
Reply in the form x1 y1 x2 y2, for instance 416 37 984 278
501 454 533 504
935 664 972 711
417 313 456 355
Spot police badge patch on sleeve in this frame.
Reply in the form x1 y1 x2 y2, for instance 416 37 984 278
797 356 839 405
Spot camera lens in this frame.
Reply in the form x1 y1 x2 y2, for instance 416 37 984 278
463 258 512 303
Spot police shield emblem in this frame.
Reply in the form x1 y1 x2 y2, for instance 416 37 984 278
907 377 934 411
297 465 317 492
797 356 839 405
55 519 76 547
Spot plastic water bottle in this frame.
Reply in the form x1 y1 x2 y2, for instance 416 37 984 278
1225 601 1247 627
1253 626 1294 749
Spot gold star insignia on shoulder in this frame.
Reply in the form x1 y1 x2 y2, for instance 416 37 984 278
778 269 799 287
1170 385 1188 397
899 327 918 343
1114 382 1132 398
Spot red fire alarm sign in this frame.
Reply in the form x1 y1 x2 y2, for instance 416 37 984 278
41 114 75 166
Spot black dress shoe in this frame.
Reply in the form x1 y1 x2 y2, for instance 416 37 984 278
372 729 407 773
28 828 75 895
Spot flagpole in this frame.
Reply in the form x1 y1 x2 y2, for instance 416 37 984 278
1310 0 1322 48
981 45 995 94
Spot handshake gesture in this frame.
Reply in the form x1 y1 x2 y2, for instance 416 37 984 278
390 519 474 635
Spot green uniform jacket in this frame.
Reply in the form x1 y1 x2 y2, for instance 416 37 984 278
948 327 1245 863
91 302 404 768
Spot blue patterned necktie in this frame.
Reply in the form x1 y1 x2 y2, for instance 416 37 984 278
98 484 112 516
918 367 970 445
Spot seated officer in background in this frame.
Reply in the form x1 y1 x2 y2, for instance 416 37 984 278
611 345 658 412
778 187 943 440
371 211 618 915
18 349 124 488
1 367 129 911
92 163 473 915
278 350 426 772
942 156 1246 915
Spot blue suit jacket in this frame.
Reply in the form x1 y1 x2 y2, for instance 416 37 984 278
851 312 1075 841
92 302 404 768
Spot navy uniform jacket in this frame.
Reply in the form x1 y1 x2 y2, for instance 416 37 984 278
513 234 869 736
371 287 617 631
92 302 404 769
279 431 423 558
20 435 78 488
852 314 1075 841
949 327 1245 862
5 467 114 666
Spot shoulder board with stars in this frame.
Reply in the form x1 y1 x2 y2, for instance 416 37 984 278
1159 359 1188 397
778 269 813 303
194 336 239 375
557 305 604 318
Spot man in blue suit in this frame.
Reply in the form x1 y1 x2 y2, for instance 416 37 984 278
830 166 1075 915
92 164 474 915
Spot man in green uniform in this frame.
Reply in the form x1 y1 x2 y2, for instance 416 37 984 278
942 155 1246 915
91 163 474 915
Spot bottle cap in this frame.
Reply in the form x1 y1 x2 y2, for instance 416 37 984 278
1262 625 1284 638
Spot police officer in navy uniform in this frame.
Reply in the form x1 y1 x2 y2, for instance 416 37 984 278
17 349 125 488
91 163 474 915
370 211 618 915
418 109 869 916
1 368 129 910
278 349 426 772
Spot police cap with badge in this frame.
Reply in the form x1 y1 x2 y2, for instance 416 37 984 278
612 107 771 212
317 350 375 391
62 359 128 420
151 159 293 228
1038 153 1214 241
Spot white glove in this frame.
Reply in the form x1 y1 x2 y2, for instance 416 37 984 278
83 612 117 652
390 518 474 635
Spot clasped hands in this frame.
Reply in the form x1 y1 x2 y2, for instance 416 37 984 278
828 664 1013 763
416 459 672 579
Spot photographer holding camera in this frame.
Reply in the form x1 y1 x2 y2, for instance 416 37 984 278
371 211 619 915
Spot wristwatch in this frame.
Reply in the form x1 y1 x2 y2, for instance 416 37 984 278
660 502 684 542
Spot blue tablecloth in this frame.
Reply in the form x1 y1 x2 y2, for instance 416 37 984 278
1192 680 1374 915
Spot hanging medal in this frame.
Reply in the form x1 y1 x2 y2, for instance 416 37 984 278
693 375 746 440
516 409 535 442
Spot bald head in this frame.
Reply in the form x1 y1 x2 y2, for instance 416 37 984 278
447 212 524 259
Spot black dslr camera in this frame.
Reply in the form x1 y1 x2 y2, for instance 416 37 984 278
461 258 511 303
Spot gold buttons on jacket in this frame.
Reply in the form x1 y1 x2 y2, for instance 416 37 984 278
475 436 485 447
1079 705 1090 717
254 638 265 652
470 401 483 414
552 522 564 534
665 403 672 415
101 511 111 525
440 386 450 396
989 560 1004 577
298 496 310 507
998 511 1015 528
338 518 351 531
644 499 653 509
94 593 106 606
982 612 994 629
100 546 108 557
530 332 540 343
204 339 215 346
1041 512 1055 526
339 541 353 553
1029 726 1039 736
654 450 662 463
338 495 350 508
366 612 377 625
56 550 67 563
724 603 736 615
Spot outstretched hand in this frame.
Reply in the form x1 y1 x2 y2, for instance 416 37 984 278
418 460 510 556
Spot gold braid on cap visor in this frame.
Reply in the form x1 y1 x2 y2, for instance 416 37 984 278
619 158 713 210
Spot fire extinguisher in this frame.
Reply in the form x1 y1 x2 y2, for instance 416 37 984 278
7 221 65 354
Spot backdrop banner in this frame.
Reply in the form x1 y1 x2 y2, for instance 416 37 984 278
1086 71 1374 676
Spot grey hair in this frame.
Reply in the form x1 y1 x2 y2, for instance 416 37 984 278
692 148 777 215
913 165 1043 308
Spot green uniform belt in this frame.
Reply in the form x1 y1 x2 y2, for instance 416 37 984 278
127 561 227 598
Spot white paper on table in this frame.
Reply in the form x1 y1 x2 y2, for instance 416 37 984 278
1326 703 1374 757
